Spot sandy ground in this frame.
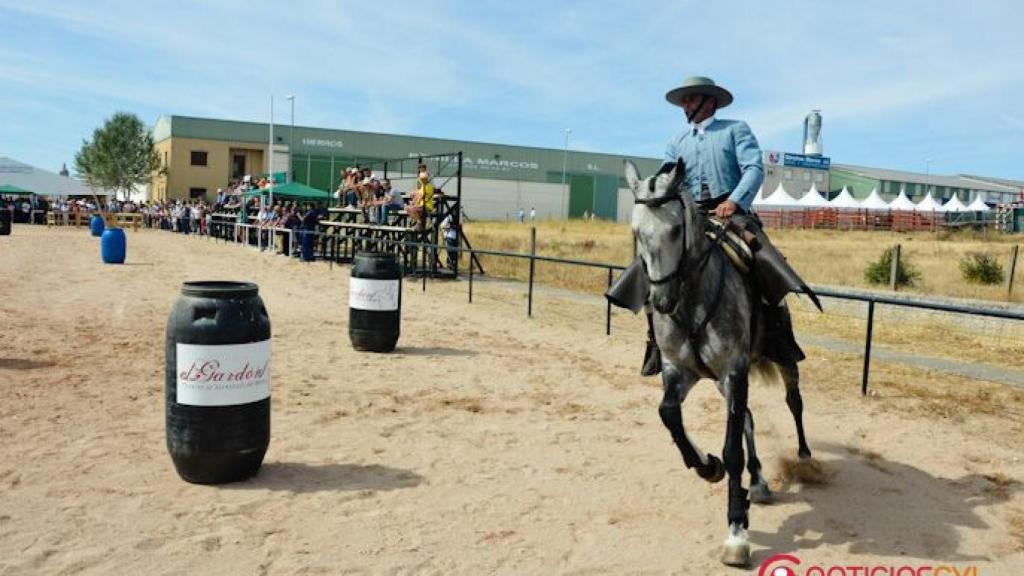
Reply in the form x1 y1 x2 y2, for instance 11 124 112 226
1 225 1023 575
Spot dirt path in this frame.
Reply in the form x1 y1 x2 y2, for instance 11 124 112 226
1 226 1022 575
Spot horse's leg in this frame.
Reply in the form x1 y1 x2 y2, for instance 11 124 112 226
780 362 812 459
720 364 751 567
658 363 724 483
744 408 772 504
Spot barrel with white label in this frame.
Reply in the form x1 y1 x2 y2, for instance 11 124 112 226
165 281 271 484
349 252 401 352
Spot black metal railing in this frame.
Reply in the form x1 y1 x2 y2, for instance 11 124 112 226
200 224 1023 395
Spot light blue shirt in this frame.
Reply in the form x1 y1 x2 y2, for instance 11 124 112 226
664 118 764 211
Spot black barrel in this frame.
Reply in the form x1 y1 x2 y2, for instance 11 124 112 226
165 281 271 484
349 252 401 352
0 207 10 236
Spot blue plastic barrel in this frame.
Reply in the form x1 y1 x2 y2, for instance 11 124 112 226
101 228 126 264
90 214 105 237
301 230 315 261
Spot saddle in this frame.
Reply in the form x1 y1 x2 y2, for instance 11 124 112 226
705 217 755 275
605 214 822 314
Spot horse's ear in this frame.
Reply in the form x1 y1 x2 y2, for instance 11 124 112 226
623 160 641 195
668 158 686 192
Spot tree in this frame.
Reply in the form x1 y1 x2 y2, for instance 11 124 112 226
75 112 161 201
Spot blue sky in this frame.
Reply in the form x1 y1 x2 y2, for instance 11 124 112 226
2 1 1023 181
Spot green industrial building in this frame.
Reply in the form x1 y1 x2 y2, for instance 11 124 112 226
150 115 1022 220
150 115 663 221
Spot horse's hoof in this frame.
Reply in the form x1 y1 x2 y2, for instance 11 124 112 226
721 532 751 567
697 455 725 484
799 448 812 460
750 481 772 504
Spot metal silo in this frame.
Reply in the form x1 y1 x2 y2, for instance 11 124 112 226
803 110 822 156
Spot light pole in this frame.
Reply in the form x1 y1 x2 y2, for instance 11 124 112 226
925 157 933 176
286 94 295 183
268 95 274 208
560 128 571 219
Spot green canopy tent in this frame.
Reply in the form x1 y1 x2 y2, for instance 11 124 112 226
243 181 330 200
0 184 35 196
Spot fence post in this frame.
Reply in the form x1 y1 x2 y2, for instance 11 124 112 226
606 267 613 335
889 244 901 291
862 299 876 396
1009 244 1019 297
528 226 536 317
468 249 474 303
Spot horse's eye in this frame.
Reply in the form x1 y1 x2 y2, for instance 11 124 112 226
670 225 682 238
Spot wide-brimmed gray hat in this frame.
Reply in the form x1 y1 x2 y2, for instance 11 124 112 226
665 76 733 109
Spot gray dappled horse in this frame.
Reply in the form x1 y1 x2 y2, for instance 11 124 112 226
626 160 812 567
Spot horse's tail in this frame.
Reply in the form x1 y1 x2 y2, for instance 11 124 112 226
750 358 782 388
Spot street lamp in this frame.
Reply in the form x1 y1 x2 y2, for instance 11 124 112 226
560 128 571 219
268 95 274 208
286 94 295 183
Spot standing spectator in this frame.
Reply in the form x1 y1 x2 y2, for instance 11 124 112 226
440 211 460 270
529 206 536 221
517 207 525 223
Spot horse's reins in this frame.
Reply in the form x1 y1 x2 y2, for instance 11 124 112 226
634 185 727 379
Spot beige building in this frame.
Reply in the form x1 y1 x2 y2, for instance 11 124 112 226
151 135 271 202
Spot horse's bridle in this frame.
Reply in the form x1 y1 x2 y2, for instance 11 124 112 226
634 188 693 285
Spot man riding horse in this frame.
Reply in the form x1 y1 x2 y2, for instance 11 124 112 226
607 75 818 375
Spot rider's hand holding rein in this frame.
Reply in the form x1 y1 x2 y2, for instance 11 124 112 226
714 199 738 220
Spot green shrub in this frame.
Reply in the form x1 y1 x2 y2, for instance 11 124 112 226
959 252 1004 285
864 247 920 287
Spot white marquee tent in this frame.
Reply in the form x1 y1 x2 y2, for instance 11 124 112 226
858 187 890 210
795 183 831 208
941 195 969 212
888 190 918 211
966 195 991 211
914 192 943 212
828 186 861 209
754 182 799 208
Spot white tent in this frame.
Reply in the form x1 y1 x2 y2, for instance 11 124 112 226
966 195 991 211
888 190 918 211
941 195 969 212
754 182 799 207
0 156 111 197
859 187 890 210
795 182 831 208
829 186 861 209
914 192 943 212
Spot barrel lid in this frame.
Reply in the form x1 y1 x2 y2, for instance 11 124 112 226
181 281 258 298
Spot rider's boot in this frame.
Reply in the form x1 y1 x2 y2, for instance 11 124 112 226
641 310 662 377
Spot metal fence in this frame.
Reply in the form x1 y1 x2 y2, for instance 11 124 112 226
202 223 1024 395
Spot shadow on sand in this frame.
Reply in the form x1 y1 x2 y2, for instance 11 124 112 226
228 461 424 494
0 358 57 370
749 441 1022 566
394 346 476 358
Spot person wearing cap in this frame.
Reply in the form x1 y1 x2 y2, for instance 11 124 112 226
607 75 817 377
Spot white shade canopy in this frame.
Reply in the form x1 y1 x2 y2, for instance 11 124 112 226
859 187 890 210
754 182 799 207
941 195 969 212
795 182 831 208
914 192 943 211
966 195 991 211
0 156 111 197
887 190 918 211
829 186 861 209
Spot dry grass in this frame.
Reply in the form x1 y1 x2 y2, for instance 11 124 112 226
463 221 1024 303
